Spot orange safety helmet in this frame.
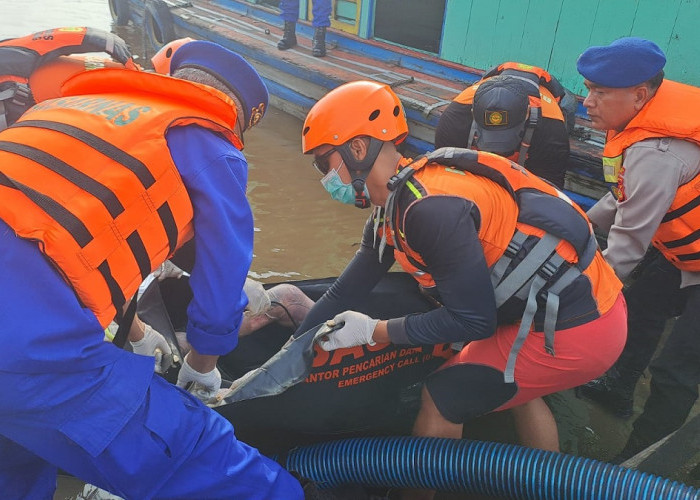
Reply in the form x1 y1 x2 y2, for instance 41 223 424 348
302 80 408 154
151 37 195 74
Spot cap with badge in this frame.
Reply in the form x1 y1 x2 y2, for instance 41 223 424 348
577 37 666 88
170 40 269 131
472 75 531 154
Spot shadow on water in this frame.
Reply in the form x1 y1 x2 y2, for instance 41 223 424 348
1 1 698 498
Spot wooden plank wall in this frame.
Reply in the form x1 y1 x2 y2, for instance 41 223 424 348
441 0 700 96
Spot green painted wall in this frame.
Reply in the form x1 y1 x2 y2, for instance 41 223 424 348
441 0 700 95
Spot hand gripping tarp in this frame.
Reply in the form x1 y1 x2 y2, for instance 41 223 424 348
137 277 336 405
208 323 335 406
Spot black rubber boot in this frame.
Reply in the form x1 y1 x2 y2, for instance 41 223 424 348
312 27 326 57
277 21 297 50
576 367 639 419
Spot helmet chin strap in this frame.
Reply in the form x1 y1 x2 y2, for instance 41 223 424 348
336 137 384 209
351 177 371 208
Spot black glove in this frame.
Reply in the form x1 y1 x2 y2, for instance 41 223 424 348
82 27 134 67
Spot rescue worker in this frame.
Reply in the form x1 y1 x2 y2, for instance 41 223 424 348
0 40 306 499
276 0 331 57
149 37 316 351
435 62 572 188
297 80 627 499
575 37 700 462
0 26 184 374
0 26 137 131
3 29 316 380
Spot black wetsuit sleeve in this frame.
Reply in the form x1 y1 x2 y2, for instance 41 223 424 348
525 116 570 189
434 101 473 150
294 214 396 336
389 196 497 345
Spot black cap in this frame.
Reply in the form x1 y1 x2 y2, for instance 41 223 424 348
472 75 530 154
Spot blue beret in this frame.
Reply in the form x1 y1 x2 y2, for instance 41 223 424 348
170 40 268 130
577 37 666 88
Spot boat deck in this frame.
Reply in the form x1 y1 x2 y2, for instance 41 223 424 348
128 0 608 207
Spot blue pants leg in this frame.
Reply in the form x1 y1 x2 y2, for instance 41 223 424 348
279 0 332 27
280 0 301 22
0 368 303 500
0 435 56 500
311 0 332 27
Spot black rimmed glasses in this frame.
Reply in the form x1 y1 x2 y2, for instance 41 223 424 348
312 148 337 176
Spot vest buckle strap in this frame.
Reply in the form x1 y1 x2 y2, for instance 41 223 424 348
490 230 529 289
537 259 560 280
0 100 7 132
387 164 416 191
387 174 401 190
493 233 559 306
0 88 17 102
504 239 522 259
502 252 580 382
10 83 31 108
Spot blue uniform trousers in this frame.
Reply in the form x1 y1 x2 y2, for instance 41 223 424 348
280 0 332 27
0 362 303 499
0 219 302 499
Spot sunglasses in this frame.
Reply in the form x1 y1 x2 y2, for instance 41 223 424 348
312 148 337 176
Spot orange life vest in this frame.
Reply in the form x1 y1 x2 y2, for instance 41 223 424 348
602 80 700 271
382 147 621 382
454 63 566 165
482 61 568 104
29 55 127 102
0 68 242 327
0 27 137 130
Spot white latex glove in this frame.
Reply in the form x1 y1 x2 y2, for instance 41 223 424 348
153 260 188 281
243 278 271 315
317 310 379 351
176 355 222 402
129 324 173 374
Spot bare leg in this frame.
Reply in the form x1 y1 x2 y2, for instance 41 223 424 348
511 397 560 451
402 386 463 500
